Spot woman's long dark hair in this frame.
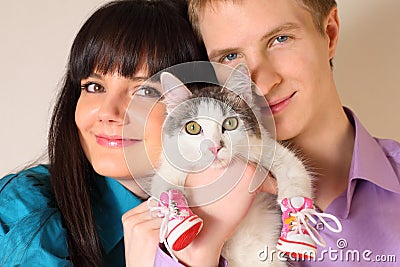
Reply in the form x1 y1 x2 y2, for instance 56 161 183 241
48 0 208 265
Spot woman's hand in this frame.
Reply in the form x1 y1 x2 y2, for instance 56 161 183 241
122 202 162 267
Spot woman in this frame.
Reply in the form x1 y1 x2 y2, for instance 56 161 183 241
0 0 271 266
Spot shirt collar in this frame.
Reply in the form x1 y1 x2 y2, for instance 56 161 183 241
92 176 143 254
343 107 400 217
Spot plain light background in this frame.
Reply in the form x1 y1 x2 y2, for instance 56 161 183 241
1 0 399 177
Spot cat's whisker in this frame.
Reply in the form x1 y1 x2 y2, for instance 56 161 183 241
235 145 273 148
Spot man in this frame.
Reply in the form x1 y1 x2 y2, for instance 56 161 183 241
187 0 400 266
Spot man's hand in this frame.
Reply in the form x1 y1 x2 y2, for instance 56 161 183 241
175 160 277 266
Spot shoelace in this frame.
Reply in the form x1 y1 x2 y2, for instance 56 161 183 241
291 209 343 247
147 192 181 262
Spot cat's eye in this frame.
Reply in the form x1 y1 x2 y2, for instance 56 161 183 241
185 121 202 135
81 82 106 93
222 117 238 131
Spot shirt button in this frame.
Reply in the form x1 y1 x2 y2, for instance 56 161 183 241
316 222 324 231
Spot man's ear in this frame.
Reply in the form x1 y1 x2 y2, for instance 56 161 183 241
325 6 340 61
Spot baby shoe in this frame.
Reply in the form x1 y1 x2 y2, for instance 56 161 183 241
148 189 203 253
276 196 342 259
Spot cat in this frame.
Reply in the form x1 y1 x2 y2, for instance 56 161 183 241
149 64 313 266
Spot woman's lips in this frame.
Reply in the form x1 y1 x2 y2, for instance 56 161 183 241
268 92 296 115
96 135 140 148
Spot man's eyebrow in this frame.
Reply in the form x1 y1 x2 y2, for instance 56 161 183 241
260 22 300 42
208 22 301 61
208 47 240 62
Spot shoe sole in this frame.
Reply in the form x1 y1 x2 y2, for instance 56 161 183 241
276 237 317 259
167 215 203 251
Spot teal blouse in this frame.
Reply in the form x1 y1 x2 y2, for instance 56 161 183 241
0 165 142 266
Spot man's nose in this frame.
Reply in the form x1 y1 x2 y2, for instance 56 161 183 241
246 54 282 97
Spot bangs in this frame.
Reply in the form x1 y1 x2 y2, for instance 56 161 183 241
68 0 206 83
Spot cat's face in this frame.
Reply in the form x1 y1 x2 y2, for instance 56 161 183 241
163 97 250 170
160 64 259 171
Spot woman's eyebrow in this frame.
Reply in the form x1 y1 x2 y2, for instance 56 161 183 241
131 76 149 82
86 73 103 80
85 74 151 82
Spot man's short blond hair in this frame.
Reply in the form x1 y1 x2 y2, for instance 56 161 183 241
188 0 337 39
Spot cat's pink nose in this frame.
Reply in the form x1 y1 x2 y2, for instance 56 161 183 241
209 145 222 156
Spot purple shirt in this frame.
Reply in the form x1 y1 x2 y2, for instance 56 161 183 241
154 247 227 267
296 108 400 266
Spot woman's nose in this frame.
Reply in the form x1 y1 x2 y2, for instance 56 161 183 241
98 92 129 125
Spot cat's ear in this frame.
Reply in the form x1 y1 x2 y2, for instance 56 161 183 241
223 64 253 105
160 72 192 113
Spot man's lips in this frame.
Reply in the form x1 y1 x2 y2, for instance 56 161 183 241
95 134 141 148
267 92 296 115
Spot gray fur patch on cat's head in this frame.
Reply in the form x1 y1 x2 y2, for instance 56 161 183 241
162 99 198 137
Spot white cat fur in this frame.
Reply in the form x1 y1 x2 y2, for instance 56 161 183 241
150 64 313 266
